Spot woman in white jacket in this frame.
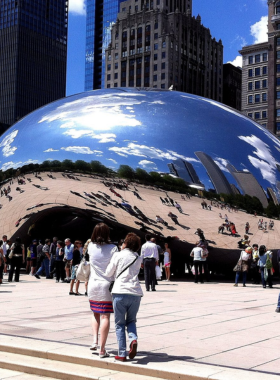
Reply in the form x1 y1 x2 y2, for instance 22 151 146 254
105 232 143 362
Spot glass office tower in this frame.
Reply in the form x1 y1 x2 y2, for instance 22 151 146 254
85 0 122 90
0 0 68 133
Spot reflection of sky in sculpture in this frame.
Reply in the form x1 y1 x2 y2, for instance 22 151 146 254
1 88 280 202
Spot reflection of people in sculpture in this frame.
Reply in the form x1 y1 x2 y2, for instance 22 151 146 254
163 242 171 281
168 212 179 225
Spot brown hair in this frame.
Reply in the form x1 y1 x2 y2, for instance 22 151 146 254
74 240 82 249
124 232 141 252
91 223 110 245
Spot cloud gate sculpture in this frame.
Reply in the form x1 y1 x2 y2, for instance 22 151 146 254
0 88 280 275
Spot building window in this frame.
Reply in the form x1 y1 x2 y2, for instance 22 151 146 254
276 2 280 14
162 62 165 69
248 113 253 118
161 84 165 89
262 123 267 128
263 53 268 61
155 22 158 29
162 52 166 59
262 93 267 101
277 91 280 99
277 109 280 117
153 74 157 81
121 81 126 87
154 43 158 50
263 79 267 88
162 41 166 48
255 54 260 63
115 63 118 69
255 94 260 103
277 37 280 46
255 81 260 90
114 83 118 87
107 64 111 71
277 122 280 131
255 67 261 76
248 69 253 77
129 80 134 86
248 95 253 104
277 23 280 30
114 73 118 79
154 64 157 71
154 53 158 60
277 64 280 73
262 111 267 118
277 77 280 86
154 33 158 39
277 51 280 60
107 74 111 80
107 84 111 88
161 73 165 79
249 56 253 64
248 82 253 91
255 112 260 119
262 66 267 75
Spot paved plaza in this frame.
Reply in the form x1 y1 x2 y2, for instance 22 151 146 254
1 274 280 379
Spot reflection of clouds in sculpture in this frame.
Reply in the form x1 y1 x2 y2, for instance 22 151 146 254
61 146 103 155
63 129 116 143
107 158 117 164
1 159 39 171
239 134 278 184
214 157 230 173
0 130 18 157
139 160 158 170
44 148 59 153
38 94 144 134
109 143 198 162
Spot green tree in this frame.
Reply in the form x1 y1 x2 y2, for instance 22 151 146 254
75 160 91 172
135 168 151 181
90 160 108 174
117 165 135 179
61 159 75 171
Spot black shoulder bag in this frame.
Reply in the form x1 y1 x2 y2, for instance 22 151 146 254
109 254 138 293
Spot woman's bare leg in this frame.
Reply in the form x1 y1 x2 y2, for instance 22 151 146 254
92 313 100 345
99 313 110 354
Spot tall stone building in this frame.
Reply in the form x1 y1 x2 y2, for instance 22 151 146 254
0 0 68 134
239 42 268 128
268 0 280 134
105 0 223 101
223 63 242 111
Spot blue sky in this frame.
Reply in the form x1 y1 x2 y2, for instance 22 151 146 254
66 0 269 96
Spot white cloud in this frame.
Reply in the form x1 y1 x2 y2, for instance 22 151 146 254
61 146 103 155
68 0 86 16
1 159 39 171
238 134 279 184
250 16 268 43
214 157 230 173
109 143 199 163
92 133 116 143
0 130 18 157
139 160 158 170
228 55 242 68
107 158 117 164
44 148 59 152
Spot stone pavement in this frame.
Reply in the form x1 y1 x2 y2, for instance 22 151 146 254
1 274 280 379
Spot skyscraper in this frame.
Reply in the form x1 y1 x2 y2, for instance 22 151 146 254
168 159 203 188
227 163 268 207
85 0 123 90
105 0 223 98
195 152 233 195
0 0 68 133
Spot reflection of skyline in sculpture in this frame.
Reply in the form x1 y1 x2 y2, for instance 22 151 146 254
227 163 268 207
167 159 204 189
195 152 233 195
267 187 279 206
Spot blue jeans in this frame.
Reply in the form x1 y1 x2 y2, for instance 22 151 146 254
277 293 280 308
112 294 141 357
37 258 50 277
235 271 247 285
260 267 272 287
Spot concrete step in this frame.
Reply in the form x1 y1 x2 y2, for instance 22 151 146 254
0 351 167 380
0 367 58 380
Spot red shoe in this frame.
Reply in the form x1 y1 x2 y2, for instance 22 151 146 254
115 355 126 362
129 340 137 359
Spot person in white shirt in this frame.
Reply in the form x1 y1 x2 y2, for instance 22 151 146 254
140 234 159 291
105 232 142 362
190 242 206 283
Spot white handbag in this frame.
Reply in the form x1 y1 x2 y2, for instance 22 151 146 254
76 260 90 282
155 265 162 279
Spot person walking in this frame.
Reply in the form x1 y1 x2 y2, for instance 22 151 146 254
140 234 159 291
190 242 205 283
88 223 118 358
35 239 51 279
163 242 171 281
105 232 143 362
69 240 82 295
64 238 74 283
8 237 25 282
258 245 273 288
2 235 9 275
233 247 252 287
